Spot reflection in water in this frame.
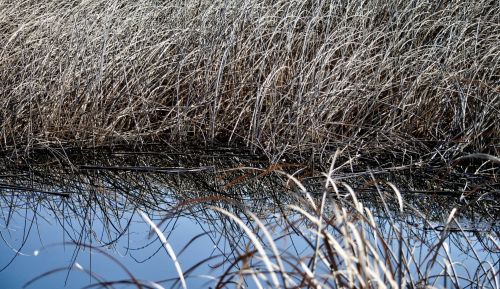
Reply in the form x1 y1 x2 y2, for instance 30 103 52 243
0 150 498 288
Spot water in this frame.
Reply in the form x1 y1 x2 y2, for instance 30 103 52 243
0 208 218 289
0 150 498 288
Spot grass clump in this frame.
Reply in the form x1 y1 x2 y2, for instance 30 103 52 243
108 169 500 289
0 152 497 288
1 0 499 157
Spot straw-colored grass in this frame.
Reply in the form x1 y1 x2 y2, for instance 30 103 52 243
1 0 498 157
1 151 497 288
133 167 500 289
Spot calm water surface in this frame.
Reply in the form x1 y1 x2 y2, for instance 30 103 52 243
0 151 498 288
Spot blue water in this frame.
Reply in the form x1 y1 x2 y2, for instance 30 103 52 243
0 193 498 289
3 203 497 289
0 208 221 289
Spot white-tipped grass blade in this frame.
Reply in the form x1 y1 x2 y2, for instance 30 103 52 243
446 208 457 225
246 211 296 287
387 182 404 213
342 182 363 213
139 210 187 289
210 206 280 289
300 261 320 289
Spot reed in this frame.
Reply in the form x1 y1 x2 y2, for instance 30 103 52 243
46 171 498 289
1 0 498 158
0 0 500 159
4 152 496 289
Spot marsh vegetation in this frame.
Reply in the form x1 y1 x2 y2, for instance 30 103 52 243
0 151 498 288
0 0 499 288
0 0 499 159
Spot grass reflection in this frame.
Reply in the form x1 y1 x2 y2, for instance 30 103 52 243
0 150 498 288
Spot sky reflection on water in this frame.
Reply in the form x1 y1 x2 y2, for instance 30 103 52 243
0 152 498 288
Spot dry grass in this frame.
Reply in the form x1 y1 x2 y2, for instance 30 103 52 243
133 166 500 289
0 151 497 288
1 0 499 157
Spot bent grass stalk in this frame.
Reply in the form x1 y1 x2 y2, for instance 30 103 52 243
13 155 498 289
202 174 498 288
139 210 187 289
1 0 498 158
210 206 281 289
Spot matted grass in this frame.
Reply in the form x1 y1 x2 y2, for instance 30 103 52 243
1 0 499 158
